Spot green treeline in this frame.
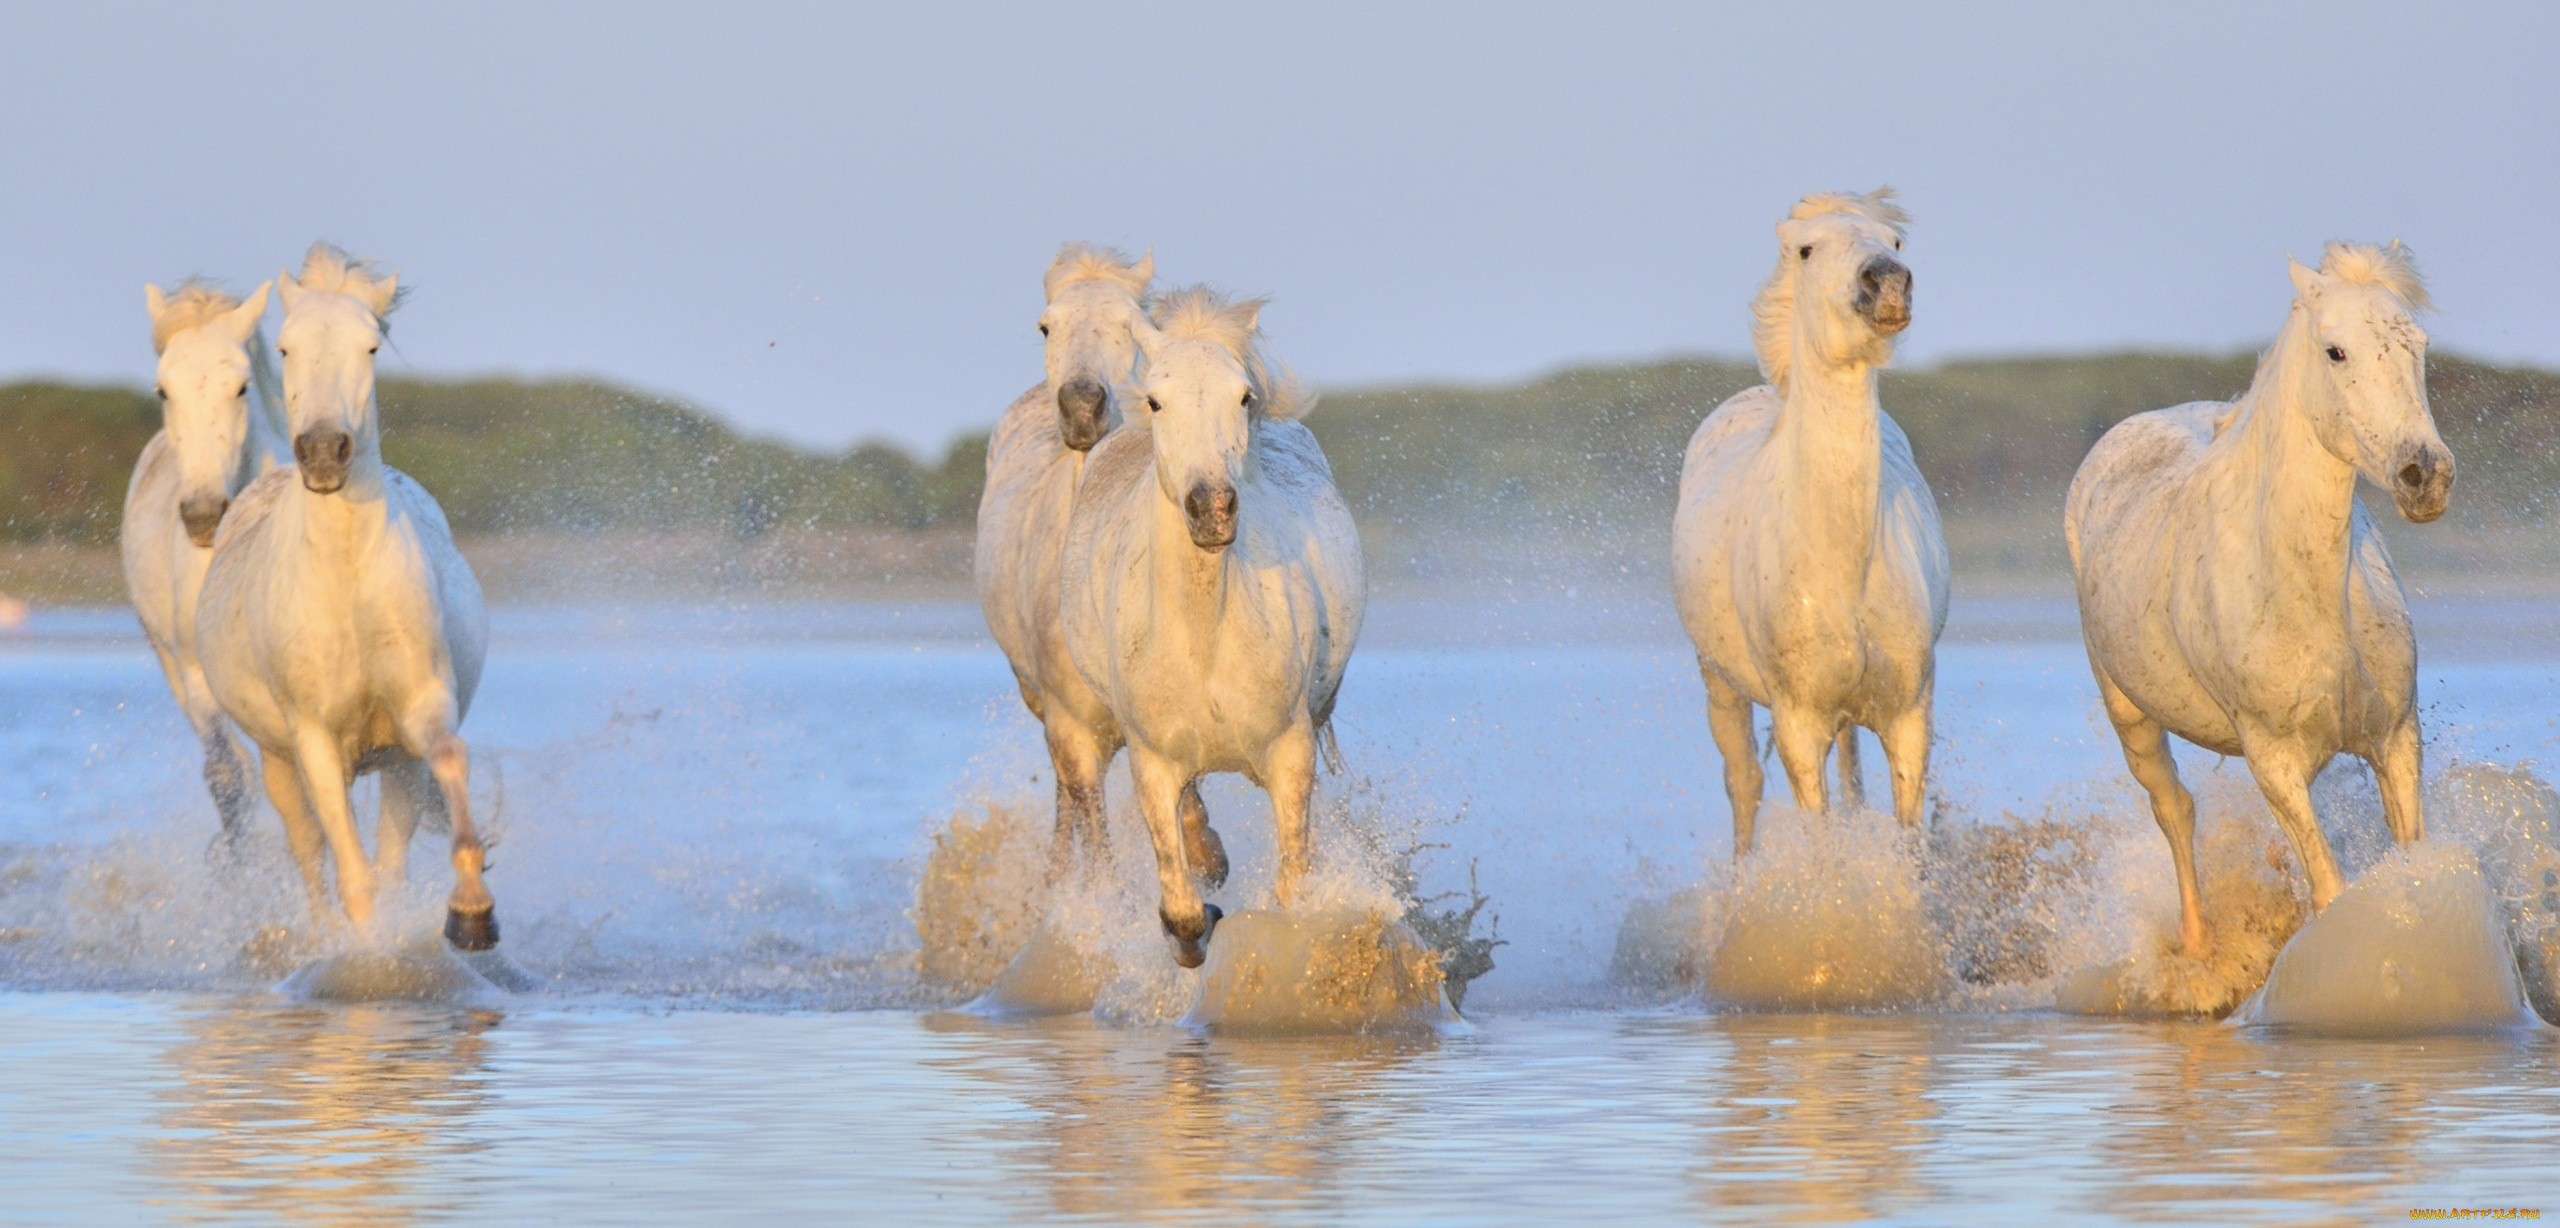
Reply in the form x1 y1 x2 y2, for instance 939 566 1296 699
6 354 2557 550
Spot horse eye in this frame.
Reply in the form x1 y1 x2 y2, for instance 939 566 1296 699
2326 346 2347 363
368 345 380 355
277 348 288 358
236 385 249 399
155 387 167 401
1241 390 1255 408
1038 324 1049 336
1799 245 1813 260
1147 396 1161 413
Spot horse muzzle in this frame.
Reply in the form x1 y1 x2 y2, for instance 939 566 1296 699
2391 446 2454 524
1184 481 1238 550
178 493 228 548
1856 256 1913 335
1056 375 1110 452
295 429 353 494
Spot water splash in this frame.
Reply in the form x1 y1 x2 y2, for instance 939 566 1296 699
2234 840 2535 1034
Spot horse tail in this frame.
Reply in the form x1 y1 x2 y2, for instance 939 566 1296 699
1318 719 1346 775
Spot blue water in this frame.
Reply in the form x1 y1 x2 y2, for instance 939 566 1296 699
2 596 2556 1223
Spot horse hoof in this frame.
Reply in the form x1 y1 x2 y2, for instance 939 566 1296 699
1164 903 1223 969
444 907 500 952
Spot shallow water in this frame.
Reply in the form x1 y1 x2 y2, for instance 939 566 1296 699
5 595 2560 1223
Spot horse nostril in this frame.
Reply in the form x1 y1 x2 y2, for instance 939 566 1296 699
2400 462 2426 488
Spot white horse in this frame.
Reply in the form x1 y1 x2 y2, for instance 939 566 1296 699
198 244 499 949
121 281 285 841
976 245 1228 884
2068 242 2450 958
1672 188 1949 855
1061 287 1363 967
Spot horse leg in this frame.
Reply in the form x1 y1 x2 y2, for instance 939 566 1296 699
2240 738 2347 912
1834 727 1867 810
376 753 438 892
1264 721 1320 908
290 728 375 930
1044 718 1111 881
425 734 499 951
259 749 332 924
1131 746 1216 967
2374 716 2427 847
2095 668 2211 958
1879 703 1933 830
1179 781 1227 890
1769 703 1834 819
1704 675 1764 857
198 719 255 847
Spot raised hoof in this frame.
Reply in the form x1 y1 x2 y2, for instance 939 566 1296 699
1190 825 1231 890
1165 903 1224 969
444 907 501 952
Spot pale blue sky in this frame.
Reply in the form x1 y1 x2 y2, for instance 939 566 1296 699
0 2 2550 450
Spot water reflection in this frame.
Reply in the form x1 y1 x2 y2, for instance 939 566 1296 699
927 1014 1438 1220
150 1000 499 1226
1686 1015 1943 1222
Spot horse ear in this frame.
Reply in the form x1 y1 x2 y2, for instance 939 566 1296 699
1131 314 1166 357
2288 257 2320 300
224 283 271 341
364 273 399 318
276 271 304 312
144 284 168 324
1132 249 1155 287
1235 300 1262 334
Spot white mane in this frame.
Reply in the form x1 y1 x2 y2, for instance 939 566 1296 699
1044 243 1152 301
2316 240 2431 311
1750 187 1910 391
149 281 244 354
293 242 408 329
1148 285 1314 421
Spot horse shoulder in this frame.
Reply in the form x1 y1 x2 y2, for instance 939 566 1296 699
121 433 179 635
1873 410 1951 637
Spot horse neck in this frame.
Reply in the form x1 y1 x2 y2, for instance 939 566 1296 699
1768 355 1884 578
2215 313 2358 599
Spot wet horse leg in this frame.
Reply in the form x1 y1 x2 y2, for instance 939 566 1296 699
1131 746 1216 967
1879 701 1933 831
2095 666 2212 958
1769 702 1834 820
1044 718 1112 880
2241 733 2347 912
376 753 439 892
258 749 332 924
2374 716 2427 847
1264 721 1319 908
1179 781 1226 889
427 734 499 951
1704 674 1764 857
1834 727 1867 810
291 727 376 929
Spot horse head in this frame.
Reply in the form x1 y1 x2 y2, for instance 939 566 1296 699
1039 244 1152 452
2289 242 2452 523
1133 286 1285 552
274 244 401 496
146 282 272 547
1756 188 1912 388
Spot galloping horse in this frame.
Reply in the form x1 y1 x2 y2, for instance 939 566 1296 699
1061 287 1363 966
2068 242 2450 958
977 246 1228 884
198 245 499 949
1672 189 1949 856
122 281 284 841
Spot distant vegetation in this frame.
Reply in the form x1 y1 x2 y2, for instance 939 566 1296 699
6 352 2557 595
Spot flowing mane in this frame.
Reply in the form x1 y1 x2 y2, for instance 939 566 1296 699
150 281 244 354
1750 187 1910 391
293 242 408 328
2319 240 2432 311
1149 286 1313 421
1043 243 1152 301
